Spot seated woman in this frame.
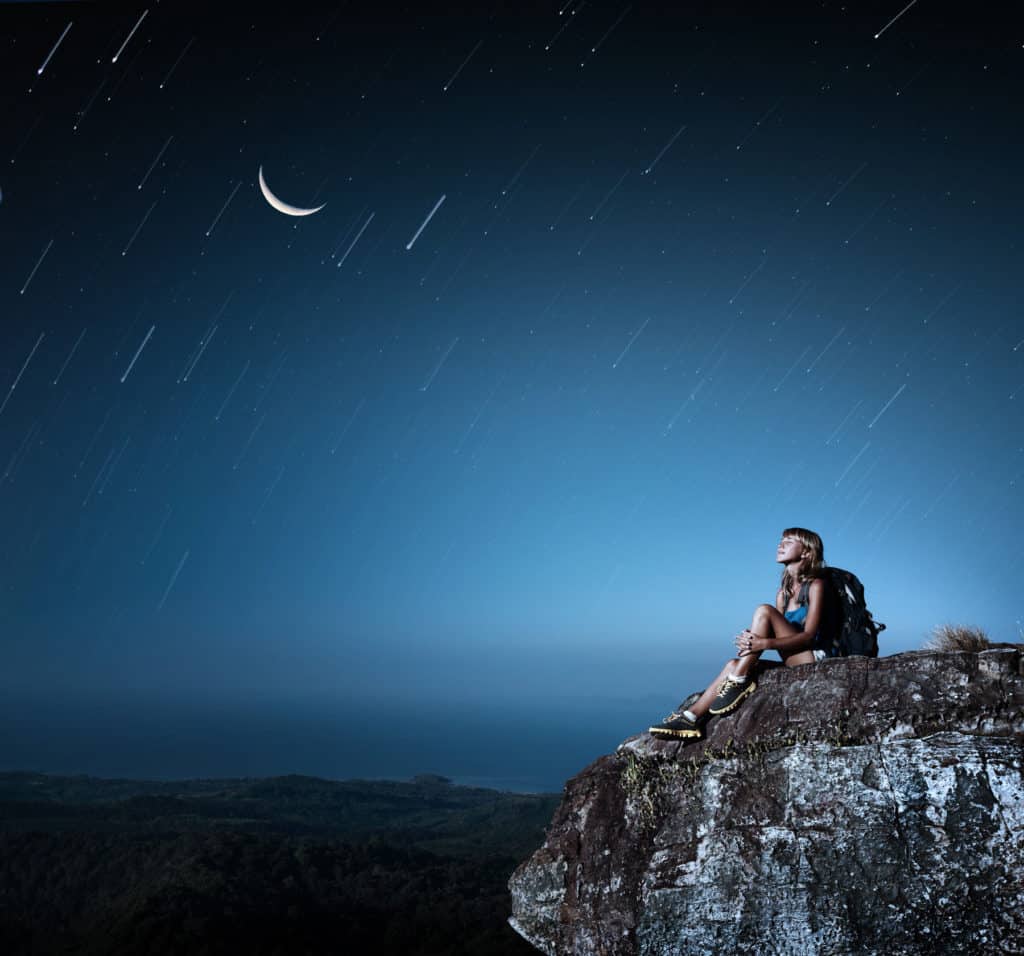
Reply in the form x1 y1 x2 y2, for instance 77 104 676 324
649 526 833 741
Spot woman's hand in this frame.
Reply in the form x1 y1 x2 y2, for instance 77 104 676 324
735 628 770 656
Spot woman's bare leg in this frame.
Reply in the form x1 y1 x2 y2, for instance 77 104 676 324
689 604 803 718
689 658 742 719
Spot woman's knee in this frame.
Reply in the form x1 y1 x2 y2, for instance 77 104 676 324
754 603 774 617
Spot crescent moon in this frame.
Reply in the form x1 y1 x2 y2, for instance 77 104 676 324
257 165 325 217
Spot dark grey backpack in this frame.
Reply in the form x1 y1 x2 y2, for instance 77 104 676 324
816 566 885 658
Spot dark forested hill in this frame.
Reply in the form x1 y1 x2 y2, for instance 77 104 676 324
0 771 560 955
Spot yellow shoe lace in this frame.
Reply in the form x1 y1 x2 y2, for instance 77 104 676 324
715 679 741 699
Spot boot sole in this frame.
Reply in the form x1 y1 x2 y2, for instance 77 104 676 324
648 726 702 739
707 680 757 715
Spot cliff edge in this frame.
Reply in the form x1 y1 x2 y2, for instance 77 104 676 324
509 647 1024 955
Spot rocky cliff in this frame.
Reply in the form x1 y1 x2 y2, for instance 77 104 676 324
509 647 1024 956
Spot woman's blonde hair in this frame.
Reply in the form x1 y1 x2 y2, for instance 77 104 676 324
779 527 826 606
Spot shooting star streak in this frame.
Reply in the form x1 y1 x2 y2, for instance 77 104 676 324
835 441 870 487
736 99 782 150
612 317 650 368
874 0 920 39
215 359 250 421
160 36 194 89
922 283 961 325
10 115 42 164
545 2 584 51
844 194 889 245
420 336 459 391
233 412 266 470
156 547 189 612
406 194 446 250
20 239 53 294
825 398 864 445
806 325 847 372
443 38 483 92
867 382 907 428
501 144 542 196
549 180 587 230
121 325 155 382
643 123 686 175
141 505 172 566
582 4 632 66
337 211 375 267
73 76 107 131
112 9 148 63
138 134 173 189
330 397 366 454
182 325 218 382
773 345 813 392
122 200 157 256
206 180 242 237
54 327 87 385
728 255 768 304
98 435 131 496
37 21 73 76
922 472 960 520
589 168 629 220
0 332 45 417
825 161 868 206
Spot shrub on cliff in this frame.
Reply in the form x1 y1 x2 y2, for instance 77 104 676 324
926 623 991 652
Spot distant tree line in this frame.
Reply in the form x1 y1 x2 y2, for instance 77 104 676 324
0 828 540 955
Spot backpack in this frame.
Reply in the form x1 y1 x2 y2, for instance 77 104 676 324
814 566 886 658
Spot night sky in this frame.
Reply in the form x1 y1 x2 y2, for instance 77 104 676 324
1 1 1021 793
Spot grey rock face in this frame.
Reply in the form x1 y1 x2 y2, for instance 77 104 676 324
509 648 1024 956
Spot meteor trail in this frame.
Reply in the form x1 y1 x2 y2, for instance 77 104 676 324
835 441 870 487
420 336 460 391
122 200 157 256
138 135 173 189
443 38 483 92
643 123 686 175
20 239 53 294
874 0 920 39
581 4 632 66
337 211 375 267
157 547 190 612
612 317 650 368
0 332 46 417
589 168 629 220
160 36 194 89
53 327 87 385
867 383 907 428
121 325 155 383
406 194 446 250
215 359 251 421
206 180 242 237
825 161 868 206
37 21 73 76
112 9 148 63
806 325 847 372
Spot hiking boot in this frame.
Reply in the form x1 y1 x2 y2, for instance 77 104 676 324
649 711 704 740
708 678 756 715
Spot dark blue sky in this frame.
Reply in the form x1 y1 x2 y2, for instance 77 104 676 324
1 1 1021 792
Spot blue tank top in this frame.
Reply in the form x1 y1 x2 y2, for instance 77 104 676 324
784 605 808 625
785 584 824 649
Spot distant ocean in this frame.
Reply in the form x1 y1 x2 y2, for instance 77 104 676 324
0 690 674 794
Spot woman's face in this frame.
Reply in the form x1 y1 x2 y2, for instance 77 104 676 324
776 535 807 564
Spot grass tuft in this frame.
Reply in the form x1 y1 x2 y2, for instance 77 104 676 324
926 623 991 652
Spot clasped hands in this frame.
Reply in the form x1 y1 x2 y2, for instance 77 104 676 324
734 627 770 657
